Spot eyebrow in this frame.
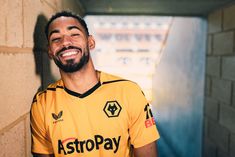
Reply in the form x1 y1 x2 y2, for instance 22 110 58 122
68 25 82 31
48 25 82 39
49 29 59 38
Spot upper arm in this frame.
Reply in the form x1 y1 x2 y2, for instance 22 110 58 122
30 94 54 154
133 142 158 157
127 83 160 147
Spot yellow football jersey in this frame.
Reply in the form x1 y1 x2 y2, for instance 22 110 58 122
30 71 160 157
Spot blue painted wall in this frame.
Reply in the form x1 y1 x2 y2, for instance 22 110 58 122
152 17 207 157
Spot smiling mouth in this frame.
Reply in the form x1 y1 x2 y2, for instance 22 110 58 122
61 51 79 57
57 48 82 60
56 46 82 58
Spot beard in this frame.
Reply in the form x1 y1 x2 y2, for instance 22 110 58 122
53 46 90 73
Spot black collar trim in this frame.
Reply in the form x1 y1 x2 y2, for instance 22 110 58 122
64 81 101 98
102 79 128 84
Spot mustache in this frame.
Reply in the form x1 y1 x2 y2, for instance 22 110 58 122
56 46 82 56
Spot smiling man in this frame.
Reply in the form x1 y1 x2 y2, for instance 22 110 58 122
30 11 160 157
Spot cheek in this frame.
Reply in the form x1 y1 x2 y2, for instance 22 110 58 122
49 44 59 55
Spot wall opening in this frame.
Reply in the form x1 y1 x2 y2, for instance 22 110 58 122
85 15 206 157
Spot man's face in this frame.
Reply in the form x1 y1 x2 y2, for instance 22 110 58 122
48 16 92 73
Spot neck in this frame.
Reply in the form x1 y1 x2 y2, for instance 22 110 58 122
60 61 99 94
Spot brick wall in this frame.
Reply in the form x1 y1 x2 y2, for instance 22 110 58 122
0 0 84 156
204 4 235 157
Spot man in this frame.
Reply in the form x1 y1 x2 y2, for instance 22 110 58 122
30 11 160 157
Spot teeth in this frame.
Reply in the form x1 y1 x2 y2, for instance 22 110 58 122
62 51 78 57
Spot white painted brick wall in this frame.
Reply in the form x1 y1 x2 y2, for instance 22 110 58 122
206 76 211 96
207 35 212 55
6 0 23 47
0 120 25 156
223 5 235 30
203 138 217 157
205 97 219 120
23 0 44 48
211 78 232 104
222 57 235 81
205 3 235 157
213 31 234 55
206 56 220 77
219 105 235 133
0 0 7 46
208 120 229 152
208 9 222 33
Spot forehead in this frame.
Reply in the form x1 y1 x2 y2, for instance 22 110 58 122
48 16 84 33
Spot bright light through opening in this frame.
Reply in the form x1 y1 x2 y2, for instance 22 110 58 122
85 15 173 102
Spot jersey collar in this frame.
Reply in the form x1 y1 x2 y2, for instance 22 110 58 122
64 81 101 98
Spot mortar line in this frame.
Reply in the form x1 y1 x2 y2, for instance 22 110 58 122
0 46 32 54
0 112 29 135
42 0 57 11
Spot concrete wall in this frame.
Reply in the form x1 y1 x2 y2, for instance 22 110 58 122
204 4 235 157
0 0 84 156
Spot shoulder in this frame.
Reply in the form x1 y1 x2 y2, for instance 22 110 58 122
32 80 63 105
100 71 143 93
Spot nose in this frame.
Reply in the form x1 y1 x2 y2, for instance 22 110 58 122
61 35 72 47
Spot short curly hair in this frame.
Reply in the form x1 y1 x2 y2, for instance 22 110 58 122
45 11 89 40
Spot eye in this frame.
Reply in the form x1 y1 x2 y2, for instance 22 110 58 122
71 33 80 37
51 37 61 43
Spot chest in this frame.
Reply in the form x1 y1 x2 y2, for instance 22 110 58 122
47 89 130 142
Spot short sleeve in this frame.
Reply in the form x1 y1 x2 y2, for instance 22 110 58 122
30 93 54 154
128 84 160 148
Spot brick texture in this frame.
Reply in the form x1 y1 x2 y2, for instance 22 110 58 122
0 120 25 157
0 53 40 129
205 97 219 120
61 0 85 16
6 0 23 47
207 35 212 55
0 0 81 157
203 138 217 157
213 31 234 55
219 105 235 133
223 5 235 30
222 57 235 81
211 78 232 104
0 0 7 46
205 76 212 96
206 56 220 77
205 3 235 157
23 0 44 48
208 9 222 33
208 120 229 152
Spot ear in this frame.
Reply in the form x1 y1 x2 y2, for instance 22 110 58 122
88 35 95 50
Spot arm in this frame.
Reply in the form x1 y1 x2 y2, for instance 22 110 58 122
33 153 55 157
133 142 158 157
30 93 54 155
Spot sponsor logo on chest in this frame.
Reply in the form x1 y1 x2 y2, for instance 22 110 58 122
58 135 121 155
